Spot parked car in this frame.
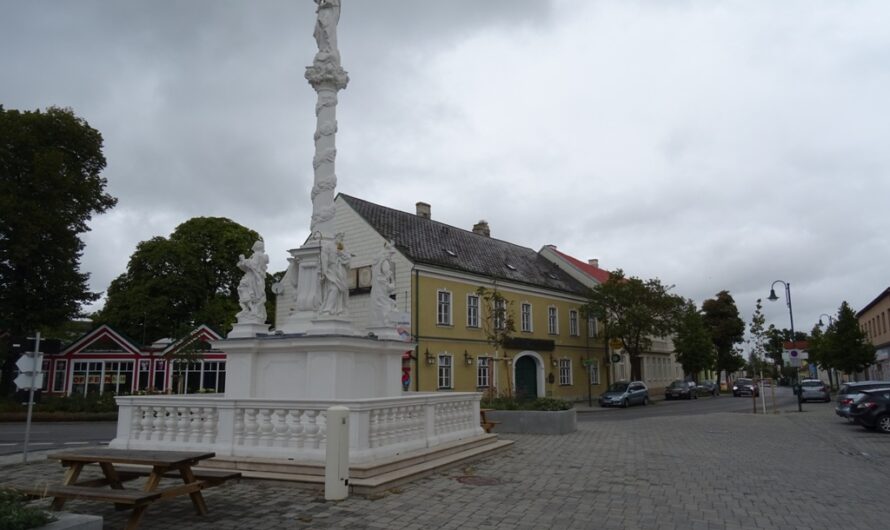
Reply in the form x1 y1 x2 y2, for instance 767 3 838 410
695 380 719 397
797 379 831 403
665 380 697 400
835 381 890 421
732 378 759 397
599 381 649 408
848 388 890 433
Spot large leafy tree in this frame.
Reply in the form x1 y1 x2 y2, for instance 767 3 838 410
673 300 716 378
94 217 264 343
583 269 683 381
0 106 117 395
817 301 875 378
701 290 746 383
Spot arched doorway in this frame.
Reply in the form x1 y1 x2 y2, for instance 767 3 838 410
514 356 538 399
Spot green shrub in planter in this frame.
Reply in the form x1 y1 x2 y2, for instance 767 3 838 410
0 488 55 530
481 397 573 411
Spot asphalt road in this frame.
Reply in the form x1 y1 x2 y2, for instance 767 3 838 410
580 384 832 421
0 421 117 456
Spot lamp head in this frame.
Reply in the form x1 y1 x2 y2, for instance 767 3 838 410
767 288 779 302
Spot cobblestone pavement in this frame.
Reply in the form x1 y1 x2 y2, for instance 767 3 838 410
2 403 888 529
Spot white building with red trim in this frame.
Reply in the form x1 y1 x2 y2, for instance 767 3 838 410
39 324 226 396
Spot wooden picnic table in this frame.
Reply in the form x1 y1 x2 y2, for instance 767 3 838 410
480 408 500 433
22 447 239 530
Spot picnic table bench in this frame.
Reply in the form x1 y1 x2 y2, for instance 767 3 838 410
19 448 240 530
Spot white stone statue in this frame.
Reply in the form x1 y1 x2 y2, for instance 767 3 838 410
370 240 398 327
236 240 269 323
318 233 351 316
313 0 340 55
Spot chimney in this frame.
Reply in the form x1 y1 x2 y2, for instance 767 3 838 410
472 220 491 237
588 258 599 268
416 202 431 219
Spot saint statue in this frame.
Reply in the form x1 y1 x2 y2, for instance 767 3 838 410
313 0 341 54
370 240 398 327
319 233 351 316
237 240 269 323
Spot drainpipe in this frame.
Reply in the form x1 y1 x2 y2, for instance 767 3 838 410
414 268 420 392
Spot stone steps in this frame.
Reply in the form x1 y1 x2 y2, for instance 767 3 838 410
197 434 512 495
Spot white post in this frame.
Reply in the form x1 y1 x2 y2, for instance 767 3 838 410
23 331 41 464
325 405 349 500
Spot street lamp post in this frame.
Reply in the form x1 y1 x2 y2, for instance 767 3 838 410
767 280 802 412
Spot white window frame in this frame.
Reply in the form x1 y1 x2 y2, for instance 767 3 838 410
569 310 579 336
476 356 491 388
587 315 597 338
41 360 50 391
437 289 453 326
466 294 480 328
52 359 67 393
437 353 453 389
588 362 600 385
521 303 532 332
494 298 507 330
548 306 559 335
559 358 572 385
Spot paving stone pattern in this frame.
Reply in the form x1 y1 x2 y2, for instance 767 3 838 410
2 404 887 529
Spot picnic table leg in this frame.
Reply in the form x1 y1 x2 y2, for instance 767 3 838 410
126 505 149 530
179 466 209 515
51 462 84 510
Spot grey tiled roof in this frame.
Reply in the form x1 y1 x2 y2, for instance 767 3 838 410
339 194 588 296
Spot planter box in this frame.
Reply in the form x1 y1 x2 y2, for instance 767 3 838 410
485 409 576 434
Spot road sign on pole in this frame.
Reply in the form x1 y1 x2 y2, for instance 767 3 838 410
16 331 44 464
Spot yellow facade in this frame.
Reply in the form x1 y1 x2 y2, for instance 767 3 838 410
410 271 607 402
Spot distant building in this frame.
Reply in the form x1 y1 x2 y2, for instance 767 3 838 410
857 287 890 380
37 324 226 396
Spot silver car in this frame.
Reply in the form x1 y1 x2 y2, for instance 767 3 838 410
599 381 649 408
798 379 831 403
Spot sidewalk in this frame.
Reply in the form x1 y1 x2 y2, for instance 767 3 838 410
3 402 887 529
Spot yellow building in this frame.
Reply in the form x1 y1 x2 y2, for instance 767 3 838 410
332 194 606 402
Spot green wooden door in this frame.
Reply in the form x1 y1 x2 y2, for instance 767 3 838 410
515 356 538 400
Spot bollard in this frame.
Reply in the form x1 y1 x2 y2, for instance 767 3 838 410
325 406 349 500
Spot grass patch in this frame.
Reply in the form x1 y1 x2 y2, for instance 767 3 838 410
0 488 54 530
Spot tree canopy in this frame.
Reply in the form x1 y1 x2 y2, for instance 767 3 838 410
810 301 875 377
583 269 683 381
93 217 265 343
672 299 716 378
1 106 117 394
701 290 746 381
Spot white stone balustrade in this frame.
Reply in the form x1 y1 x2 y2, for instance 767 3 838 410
112 393 483 464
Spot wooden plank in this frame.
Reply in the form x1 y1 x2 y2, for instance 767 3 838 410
112 465 241 484
47 448 215 467
20 485 161 505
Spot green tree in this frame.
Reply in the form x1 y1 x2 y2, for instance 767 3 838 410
584 269 683 381
94 217 263 343
673 300 716 378
701 291 746 384
747 299 773 377
820 301 875 378
0 106 117 395
476 285 516 398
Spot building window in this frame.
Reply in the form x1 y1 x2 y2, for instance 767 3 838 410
588 362 600 385
40 360 50 391
569 310 579 336
477 357 491 388
521 303 532 332
467 294 480 328
559 358 572 385
137 359 151 390
438 354 453 389
437 290 452 326
494 298 507 330
52 360 67 393
70 360 133 396
153 360 166 391
548 307 558 335
587 315 597 338
171 360 227 394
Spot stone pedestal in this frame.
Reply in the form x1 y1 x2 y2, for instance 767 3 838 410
228 321 270 339
278 244 322 334
217 334 408 400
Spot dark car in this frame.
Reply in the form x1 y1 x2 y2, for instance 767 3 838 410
732 378 759 397
835 381 890 420
599 381 649 408
848 388 890 433
665 380 697 400
695 380 719 396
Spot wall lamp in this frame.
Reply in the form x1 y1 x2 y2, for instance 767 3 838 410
424 348 435 365
464 350 474 365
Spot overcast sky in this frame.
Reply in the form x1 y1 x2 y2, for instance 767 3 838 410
3 0 889 349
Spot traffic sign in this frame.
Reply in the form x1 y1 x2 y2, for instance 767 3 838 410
14 372 43 390
609 338 623 350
